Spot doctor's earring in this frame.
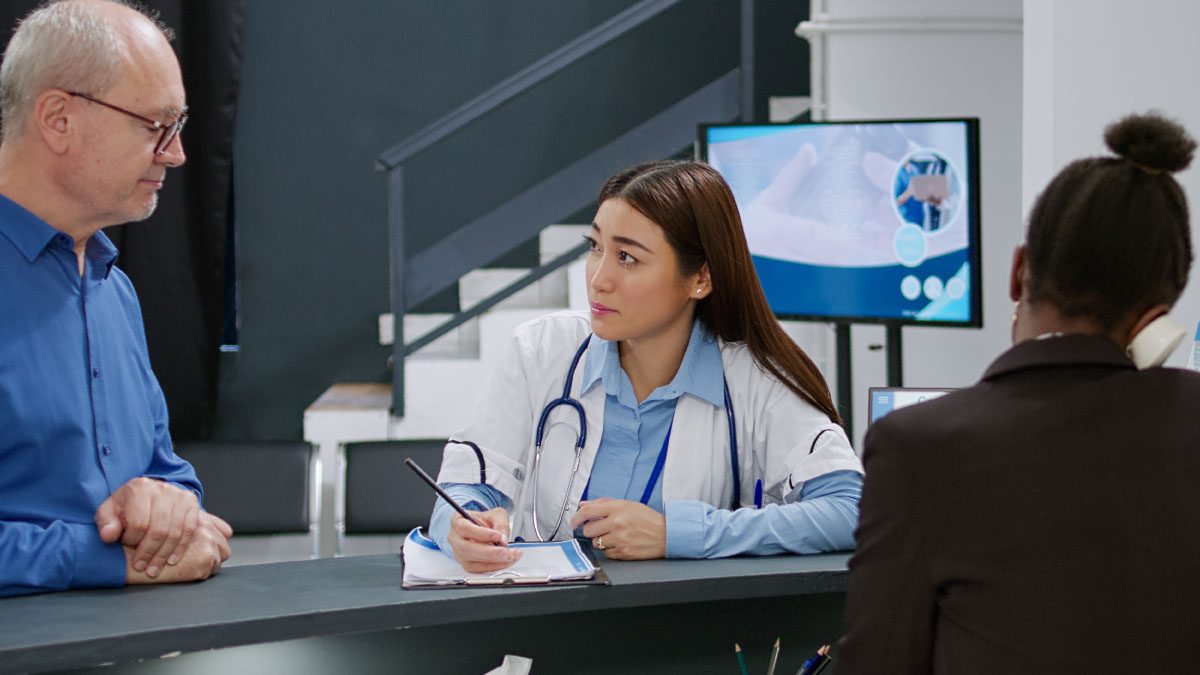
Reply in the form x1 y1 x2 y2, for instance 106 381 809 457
1011 301 1020 323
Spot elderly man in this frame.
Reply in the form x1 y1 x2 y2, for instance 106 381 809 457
0 0 231 597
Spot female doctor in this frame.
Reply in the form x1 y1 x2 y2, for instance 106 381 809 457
430 160 863 572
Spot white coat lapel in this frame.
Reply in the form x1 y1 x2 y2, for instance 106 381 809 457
662 395 730 507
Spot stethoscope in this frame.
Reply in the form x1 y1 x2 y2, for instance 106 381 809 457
530 334 741 542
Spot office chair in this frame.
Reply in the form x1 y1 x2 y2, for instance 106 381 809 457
335 439 444 556
175 441 321 565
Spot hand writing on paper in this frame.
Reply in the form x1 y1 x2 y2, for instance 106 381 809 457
448 507 521 573
125 512 232 585
95 477 206 578
570 498 666 560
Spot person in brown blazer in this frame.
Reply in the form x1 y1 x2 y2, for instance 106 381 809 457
838 112 1200 674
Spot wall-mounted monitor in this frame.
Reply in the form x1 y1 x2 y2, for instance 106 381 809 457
699 118 981 327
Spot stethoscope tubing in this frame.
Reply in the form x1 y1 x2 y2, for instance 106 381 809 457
530 335 591 542
529 333 741 542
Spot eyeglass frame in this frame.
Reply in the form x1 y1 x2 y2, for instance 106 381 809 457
66 91 188 155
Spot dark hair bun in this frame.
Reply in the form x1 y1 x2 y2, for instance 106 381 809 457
1104 111 1196 173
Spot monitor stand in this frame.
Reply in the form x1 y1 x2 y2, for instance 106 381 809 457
835 324 853 431
834 323 904 434
885 323 904 387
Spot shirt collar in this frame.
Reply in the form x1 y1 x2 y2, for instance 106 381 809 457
580 319 726 408
982 333 1135 381
0 192 118 276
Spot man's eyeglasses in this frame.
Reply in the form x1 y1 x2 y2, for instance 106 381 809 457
67 91 187 155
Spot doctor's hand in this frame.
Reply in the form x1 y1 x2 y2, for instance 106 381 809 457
571 498 666 560
448 507 522 574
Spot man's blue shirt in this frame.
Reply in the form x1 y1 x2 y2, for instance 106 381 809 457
0 193 201 597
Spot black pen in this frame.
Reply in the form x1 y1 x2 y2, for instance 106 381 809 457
404 457 487 528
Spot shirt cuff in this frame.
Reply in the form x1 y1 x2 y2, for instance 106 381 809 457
428 483 510 557
160 479 203 505
664 499 709 558
64 522 126 590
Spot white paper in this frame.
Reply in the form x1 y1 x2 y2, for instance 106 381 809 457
484 655 533 675
401 528 596 587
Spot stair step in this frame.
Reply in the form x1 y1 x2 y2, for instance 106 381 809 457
539 224 590 263
378 313 480 358
390 359 488 438
460 268 568 310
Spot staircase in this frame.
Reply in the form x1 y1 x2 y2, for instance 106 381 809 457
380 224 591 439
300 224 590 557
304 222 831 557
300 0 831 557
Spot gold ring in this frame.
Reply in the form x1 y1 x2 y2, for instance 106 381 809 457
594 536 605 550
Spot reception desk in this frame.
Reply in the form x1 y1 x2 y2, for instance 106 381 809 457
0 552 850 674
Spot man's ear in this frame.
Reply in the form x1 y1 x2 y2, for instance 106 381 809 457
1008 244 1026 302
33 89 73 155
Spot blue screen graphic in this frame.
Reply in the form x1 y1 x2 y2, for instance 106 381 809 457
703 120 979 324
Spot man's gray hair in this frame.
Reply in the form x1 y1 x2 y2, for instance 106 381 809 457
0 0 173 141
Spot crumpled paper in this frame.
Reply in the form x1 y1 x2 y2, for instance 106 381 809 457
484 654 533 675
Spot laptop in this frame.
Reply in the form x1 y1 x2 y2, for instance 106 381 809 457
868 387 956 425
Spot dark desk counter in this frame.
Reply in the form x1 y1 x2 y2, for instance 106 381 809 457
0 552 850 674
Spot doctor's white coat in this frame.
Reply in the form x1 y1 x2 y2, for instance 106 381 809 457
437 311 863 542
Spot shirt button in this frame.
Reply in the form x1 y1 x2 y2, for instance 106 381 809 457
101 444 111 456
92 367 101 378
57 235 70 247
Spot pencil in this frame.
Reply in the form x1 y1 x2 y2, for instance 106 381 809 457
735 643 749 675
404 457 485 527
766 637 781 675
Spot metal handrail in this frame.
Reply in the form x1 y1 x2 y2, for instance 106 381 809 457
381 0 751 415
376 0 681 171
400 67 741 362
402 241 589 357
401 69 740 310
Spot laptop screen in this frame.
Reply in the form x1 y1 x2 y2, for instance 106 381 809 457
868 387 955 425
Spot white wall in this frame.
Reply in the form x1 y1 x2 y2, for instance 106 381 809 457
804 0 1024 445
1023 0 1200 364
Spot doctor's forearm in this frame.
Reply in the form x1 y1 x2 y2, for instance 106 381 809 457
663 471 862 558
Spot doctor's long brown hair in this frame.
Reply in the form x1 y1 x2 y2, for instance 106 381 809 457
598 160 842 425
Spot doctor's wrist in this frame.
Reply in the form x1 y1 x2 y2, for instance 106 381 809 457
663 500 708 558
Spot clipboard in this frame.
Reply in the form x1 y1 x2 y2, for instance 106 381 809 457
401 528 610 590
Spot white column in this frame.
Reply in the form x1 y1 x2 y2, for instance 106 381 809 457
799 0 1024 446
1023 0 1200 363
